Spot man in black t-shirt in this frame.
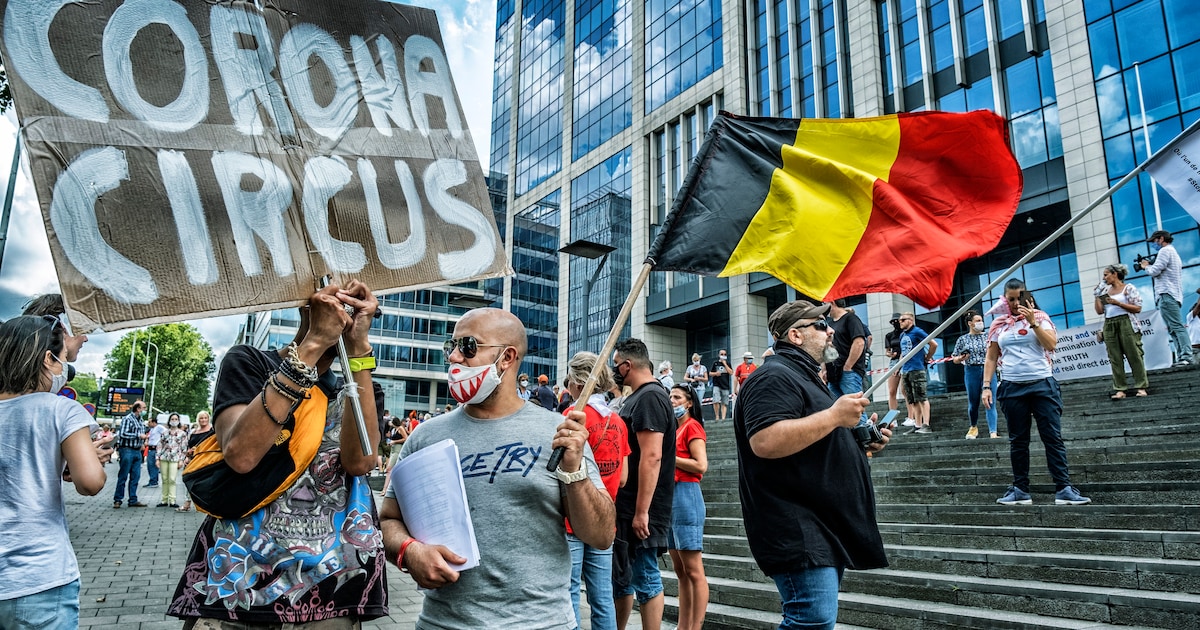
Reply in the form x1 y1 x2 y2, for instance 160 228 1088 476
825 299 868 398
168 282 387 624
734 300 891 629
611 338 675 630
711 350 733 420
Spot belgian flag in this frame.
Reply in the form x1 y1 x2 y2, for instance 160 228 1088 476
647 111 1022 308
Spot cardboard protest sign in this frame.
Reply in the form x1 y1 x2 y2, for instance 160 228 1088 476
0 0 510 332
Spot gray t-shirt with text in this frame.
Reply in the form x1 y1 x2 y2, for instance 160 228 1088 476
391 402 604 630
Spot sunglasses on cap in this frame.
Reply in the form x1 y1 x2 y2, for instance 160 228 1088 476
443 336 507 361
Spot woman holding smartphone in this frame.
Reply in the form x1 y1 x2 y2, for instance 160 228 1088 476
982 280 1090 506
1094 264 1148 399
0 315 113 627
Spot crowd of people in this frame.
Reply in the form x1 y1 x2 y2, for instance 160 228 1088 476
7 229 1200 629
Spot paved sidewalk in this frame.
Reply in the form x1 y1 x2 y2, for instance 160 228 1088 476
69 468 645 629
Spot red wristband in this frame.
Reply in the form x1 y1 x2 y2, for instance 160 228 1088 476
397 537 417 573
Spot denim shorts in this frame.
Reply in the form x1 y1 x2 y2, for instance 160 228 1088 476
668 481 706 551
0 579 79 630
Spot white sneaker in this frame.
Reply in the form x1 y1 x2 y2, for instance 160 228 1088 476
902 417 916 427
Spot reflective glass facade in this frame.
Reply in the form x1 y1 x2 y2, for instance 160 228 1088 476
515 0 565 194
490 0 516 174
573 0 633 160
568 148 633 358
750 0 839 117
645 0 723 113
513 191 562 378
1087 0 1200 297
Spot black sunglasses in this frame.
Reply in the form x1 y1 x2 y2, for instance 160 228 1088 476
443 336 507 361
793 320 829 332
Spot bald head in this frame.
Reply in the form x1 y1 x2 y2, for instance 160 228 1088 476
455 308 528 361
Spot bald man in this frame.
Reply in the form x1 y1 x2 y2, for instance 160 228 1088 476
381 308 615 629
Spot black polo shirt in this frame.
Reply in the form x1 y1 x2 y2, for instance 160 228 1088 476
733 342 887 576
830 311 868 375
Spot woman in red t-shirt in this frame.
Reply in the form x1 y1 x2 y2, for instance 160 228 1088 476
668 384 708 630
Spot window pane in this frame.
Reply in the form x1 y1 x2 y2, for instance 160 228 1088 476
1011 111 1048 168
1114 1 1168 67
1125 57 1178 125
1095 73 1129 137
1174 41 1200 112
963 7 986 57
996 0 1025 40
1006 58 1041 116
1089 18 1120 79
1164 0 1200 48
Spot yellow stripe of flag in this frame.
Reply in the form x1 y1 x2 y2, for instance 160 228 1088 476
722 117 901 297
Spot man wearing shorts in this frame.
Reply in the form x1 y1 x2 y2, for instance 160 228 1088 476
898 313 936 434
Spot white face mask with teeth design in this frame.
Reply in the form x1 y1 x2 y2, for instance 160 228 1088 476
447 357 504 405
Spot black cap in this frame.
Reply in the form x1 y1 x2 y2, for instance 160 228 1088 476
1148 229 1171 242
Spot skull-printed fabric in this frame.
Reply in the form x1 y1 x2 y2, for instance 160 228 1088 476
168 345 387 623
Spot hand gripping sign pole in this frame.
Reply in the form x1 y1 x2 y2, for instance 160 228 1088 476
862 116 1200 400
320 275 373 458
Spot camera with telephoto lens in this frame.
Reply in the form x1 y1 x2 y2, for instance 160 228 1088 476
851 420 885 449
1134 252 1157 268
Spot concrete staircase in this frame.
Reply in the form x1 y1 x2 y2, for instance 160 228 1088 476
661 365 1200 629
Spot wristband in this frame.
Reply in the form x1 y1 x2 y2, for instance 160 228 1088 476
397 537 417 573
982 385 991 390
348 355 377 372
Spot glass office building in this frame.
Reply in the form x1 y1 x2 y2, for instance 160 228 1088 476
490 0 1200 390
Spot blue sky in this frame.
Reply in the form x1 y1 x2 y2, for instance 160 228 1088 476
0 0 496 379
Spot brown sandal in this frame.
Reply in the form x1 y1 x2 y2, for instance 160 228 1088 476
1110 392 1126 400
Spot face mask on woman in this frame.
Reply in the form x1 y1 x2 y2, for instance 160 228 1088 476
973 322 985 332
673 405 687 419
519 379 529 388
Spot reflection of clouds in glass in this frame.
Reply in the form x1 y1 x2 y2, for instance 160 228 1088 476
1095 68 1129 137
1010 111 1047 168
490 18 516 171
1045 104 1063 160
515 10 565 194
644 0 721 112
573 0 632 158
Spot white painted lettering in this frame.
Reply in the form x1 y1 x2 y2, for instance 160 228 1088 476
359 158 424 269
211 152 295 277
350 34 413 136
425 159 492 279
279 24 358 141
3 0 109 121
50 147 157 303
301 156 366 272
157 150 217 284
209 4 297 137
404 35 462 138
103 0 208 132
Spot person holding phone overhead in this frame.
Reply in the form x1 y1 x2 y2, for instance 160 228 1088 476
1094 264 1148 399
982 279 1090 506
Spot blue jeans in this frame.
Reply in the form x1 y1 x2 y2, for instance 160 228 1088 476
997 378 1072 492
114 446 143 504
146 447 160 484
613 545 663 604
828 370 863 398
963 365 998 434
0 578 79 630
568 534 616 630
772 566 843 629
1157 294 1193 362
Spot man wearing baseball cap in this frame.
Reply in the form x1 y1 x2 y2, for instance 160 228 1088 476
733 300 890 628
1141 230 1193 366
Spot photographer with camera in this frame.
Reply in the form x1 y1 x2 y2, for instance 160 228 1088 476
1095 264 1149 399
1140 230 1193 366
733 300 890 628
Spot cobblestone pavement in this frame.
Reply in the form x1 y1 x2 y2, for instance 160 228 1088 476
68 467 646 629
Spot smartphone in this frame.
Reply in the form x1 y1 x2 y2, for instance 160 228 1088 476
1018 290 1036 309
877 410 900 429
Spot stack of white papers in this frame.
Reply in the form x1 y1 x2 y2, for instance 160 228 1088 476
389 439 480 571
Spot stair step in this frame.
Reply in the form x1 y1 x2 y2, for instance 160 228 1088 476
842 567 1200 626
876 523 1200 560
836 591 1168 630
884 544 1200 593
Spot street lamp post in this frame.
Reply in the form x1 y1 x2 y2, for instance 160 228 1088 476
145 341 159 414
559 239 617 353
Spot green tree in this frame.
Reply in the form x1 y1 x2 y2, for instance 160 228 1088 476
104 323 215 415
70 372 101 402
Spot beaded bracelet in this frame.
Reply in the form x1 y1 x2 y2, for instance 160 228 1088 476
259 389 286 426
281 342 318 387
278 360 317 390
269 372 308 403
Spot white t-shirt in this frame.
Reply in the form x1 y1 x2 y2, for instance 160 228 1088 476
1188 312 1200 347
0 393 97 600
996 319 1055 382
